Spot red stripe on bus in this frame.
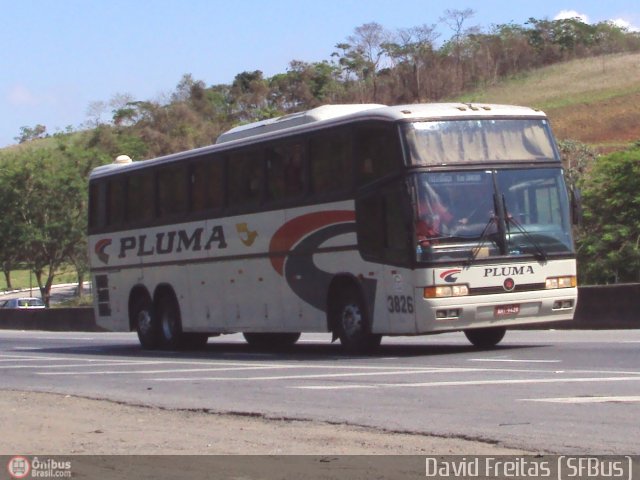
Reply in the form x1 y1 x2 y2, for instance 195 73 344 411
269 210 355 276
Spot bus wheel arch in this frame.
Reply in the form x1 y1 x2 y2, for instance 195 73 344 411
327 275 381 353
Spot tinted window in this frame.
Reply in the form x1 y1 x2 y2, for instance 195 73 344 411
127 172 155 224
191 156 225 212
356 180 411 264
88 182 106 229
355 123 402 185
107 178 126 227
228 150 263 207
157 164 188 217
266 142 305 201
309 129 352 194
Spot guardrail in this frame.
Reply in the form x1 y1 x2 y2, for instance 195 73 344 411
0 285 638 332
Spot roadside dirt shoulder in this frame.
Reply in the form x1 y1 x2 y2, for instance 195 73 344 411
0 390 527 455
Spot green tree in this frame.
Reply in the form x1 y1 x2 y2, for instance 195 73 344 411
384 24 440 101
230 70 273 123
0 144 91 305
15 124 48 144
578 147 640 284
557 139 598 191
0 155 25 289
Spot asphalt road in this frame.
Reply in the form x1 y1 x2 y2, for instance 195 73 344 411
1 329 639 454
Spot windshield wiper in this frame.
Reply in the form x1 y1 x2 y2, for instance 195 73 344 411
502 195 547 261
465 214 498 266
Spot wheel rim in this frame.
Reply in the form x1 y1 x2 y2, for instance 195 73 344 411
341 302 363 337
161 308 177 340
137 309 152 335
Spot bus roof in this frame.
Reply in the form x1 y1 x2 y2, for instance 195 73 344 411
216 103 547 144
215 104 385 144
90 103 547 179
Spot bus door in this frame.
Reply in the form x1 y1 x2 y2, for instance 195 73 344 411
356 179 414 334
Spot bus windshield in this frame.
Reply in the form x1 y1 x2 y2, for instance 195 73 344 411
415 168 574 262
404 119 557 164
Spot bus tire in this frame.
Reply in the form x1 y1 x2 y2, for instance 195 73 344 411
133 296 160 349
243 332 301 350
333 288 381 354
156 293 185 349
464 327 506 348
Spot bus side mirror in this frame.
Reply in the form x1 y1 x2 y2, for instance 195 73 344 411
571 187 582 226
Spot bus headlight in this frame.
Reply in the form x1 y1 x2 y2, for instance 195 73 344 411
424 284 469 298
545 276 577 289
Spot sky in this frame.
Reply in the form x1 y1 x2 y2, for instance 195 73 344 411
1 0 639 148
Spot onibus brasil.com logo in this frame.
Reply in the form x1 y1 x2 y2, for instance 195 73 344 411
7 456 72 479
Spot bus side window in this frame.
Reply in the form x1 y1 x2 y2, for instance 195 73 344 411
89 181 107 230
126 172 155 224
355 123 402 185
157 164 188 218
309 130 352 195
356 180 411 265
106 178 126 228
191 156 225 213
228 150 263 208
266 142 305 202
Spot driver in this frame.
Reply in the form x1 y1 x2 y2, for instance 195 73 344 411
416 183 453 245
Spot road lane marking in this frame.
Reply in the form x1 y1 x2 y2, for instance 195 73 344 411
293 376 640 390
37 365 298 376
0 361 185 369
31 336 97 341
470 358 561 364
521 395 640 404
148 368 486 382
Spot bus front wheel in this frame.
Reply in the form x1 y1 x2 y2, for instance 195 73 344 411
464 327 506 348
333 288 381 354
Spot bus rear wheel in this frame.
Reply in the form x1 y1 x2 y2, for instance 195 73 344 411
156 294 185 349
243 332 301 350
333 288 381 354
133 296 160 349
464 327 506 348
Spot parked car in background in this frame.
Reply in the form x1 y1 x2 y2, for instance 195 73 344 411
0 297 46 308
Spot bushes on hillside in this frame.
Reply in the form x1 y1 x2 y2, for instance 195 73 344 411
577 146 640 283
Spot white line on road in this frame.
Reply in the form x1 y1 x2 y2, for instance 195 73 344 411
0 361 186 370
521 396 640 404
148 368 484 382
31 336 97 341
468 358 561 363
37 365 304 376
293 376 640 390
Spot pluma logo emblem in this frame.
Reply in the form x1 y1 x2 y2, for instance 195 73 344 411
440 269 462 283
95 239 112 264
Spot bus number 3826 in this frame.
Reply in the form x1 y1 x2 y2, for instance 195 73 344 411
387 295 414 314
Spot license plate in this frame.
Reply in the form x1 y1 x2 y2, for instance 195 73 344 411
495 304 520 316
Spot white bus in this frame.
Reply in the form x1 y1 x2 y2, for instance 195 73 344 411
88 103 578 352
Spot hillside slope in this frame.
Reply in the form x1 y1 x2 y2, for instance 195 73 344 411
458 52 640 150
